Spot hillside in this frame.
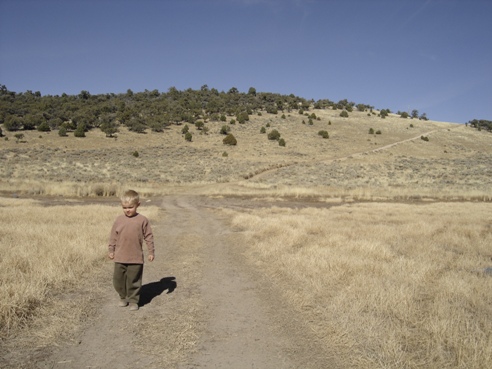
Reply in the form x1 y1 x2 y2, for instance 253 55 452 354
1 107 490 200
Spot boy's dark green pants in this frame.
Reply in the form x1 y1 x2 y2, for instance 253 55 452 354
113 263 144 304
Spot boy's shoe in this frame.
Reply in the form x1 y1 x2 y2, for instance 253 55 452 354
129 303 139 311
118 299 129 307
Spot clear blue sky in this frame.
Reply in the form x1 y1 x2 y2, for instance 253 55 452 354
1 0 491 124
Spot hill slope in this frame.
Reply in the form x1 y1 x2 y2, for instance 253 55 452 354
1 109 490 199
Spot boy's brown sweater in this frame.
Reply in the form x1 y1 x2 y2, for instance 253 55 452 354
108 213 154 264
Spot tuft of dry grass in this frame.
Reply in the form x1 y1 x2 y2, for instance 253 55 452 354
224 202 492 369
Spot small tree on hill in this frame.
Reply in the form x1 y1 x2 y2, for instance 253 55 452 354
74 123 86 137
100 120 118 137
220 125 230 135
37 121 51 132
58 126 68 137
223 133 237 146
267 129 281 141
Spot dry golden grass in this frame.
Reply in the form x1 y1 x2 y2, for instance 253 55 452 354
0 197 159 341
1 109 491 367
224 202 492 369
1 110 490 200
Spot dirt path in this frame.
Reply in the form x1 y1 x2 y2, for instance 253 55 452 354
35 195 327 369
250 129 444 181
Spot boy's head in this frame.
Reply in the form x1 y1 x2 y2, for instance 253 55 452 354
120 190 140 217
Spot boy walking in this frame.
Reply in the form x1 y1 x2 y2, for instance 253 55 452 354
108 190 155 311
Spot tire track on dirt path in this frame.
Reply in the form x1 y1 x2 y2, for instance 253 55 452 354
173 195 334 369
176 195 296 369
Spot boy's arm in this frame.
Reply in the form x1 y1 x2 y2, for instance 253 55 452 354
108 219 118 259
143 219 155 261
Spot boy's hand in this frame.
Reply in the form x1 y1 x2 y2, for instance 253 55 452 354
108 252 114 259
148 255 154 262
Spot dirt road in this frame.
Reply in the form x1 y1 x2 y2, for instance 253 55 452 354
35 195 328 369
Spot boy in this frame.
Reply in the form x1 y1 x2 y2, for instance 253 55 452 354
108 190 155 311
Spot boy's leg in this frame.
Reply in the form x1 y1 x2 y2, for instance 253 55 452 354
113 263 128 300
125 264 144 305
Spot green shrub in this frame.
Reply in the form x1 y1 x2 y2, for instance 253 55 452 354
37 121 51 132
185 132 192 142
223 133 237 146
421 135 429 142
222 151 228 157
230 119 236 125
278 138 286 147
74 128 86 137
132 150 139 158
318 130 329 139
260 126 266 134
236 111 249 124
58 127 68 137
308 118 314 125
195 121 204 130
281 114 286 119
220 125 230 135
181 124 189 134
400 112 409 118
4 116 23 131
220 115 227 122
266 122 270 127
267 129 281 141
340 110 349 118
376 130 382 134
14 133 25 142
369 128 375 134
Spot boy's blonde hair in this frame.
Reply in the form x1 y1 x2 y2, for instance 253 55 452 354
120 190 139 205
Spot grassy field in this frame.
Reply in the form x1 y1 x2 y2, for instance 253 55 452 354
0 197 159 342
222 202 492 368
1 109 491 367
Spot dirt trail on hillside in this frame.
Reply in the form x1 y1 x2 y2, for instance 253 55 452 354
250 128 444 181
34 195 329 369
